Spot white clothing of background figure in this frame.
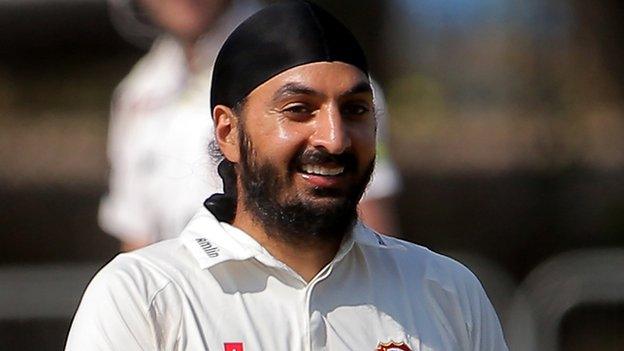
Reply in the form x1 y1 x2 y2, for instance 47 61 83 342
99 0 262 244
99 1 401 245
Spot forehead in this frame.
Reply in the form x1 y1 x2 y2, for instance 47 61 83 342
246 61 371 101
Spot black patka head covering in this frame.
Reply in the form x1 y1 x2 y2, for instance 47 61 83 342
210 0 369 110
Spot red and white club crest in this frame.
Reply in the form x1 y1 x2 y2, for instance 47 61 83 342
376 340 412 351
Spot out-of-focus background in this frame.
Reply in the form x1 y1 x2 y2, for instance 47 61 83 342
1 0 623 350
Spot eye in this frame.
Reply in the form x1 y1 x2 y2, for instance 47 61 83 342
341 103 371 117
282 103 315 119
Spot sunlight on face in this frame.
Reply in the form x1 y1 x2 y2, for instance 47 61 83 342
234 62 377 243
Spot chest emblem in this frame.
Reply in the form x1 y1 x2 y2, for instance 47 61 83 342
376 340 412 351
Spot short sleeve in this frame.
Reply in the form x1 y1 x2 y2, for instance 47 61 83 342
65 257 161 350
465 273 509 351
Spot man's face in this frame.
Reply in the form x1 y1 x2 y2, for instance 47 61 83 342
138 0 229 42
234 62 376 244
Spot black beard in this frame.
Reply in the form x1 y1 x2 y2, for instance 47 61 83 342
237 129 374 247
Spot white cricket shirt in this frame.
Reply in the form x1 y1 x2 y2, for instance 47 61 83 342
66 208 508 351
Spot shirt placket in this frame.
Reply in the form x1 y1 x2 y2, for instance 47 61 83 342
303 263 335 351
304 236 356 350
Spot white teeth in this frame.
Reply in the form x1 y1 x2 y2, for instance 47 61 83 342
301 164 344 176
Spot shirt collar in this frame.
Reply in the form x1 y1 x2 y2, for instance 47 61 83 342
351 221 406 250
181 208 257 269
181 208 404 270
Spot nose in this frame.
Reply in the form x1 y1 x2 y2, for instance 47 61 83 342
309 104 351 154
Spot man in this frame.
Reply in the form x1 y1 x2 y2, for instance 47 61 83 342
67 2 508 350
101 0 401 252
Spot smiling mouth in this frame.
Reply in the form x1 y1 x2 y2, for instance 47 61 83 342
299 164 345 176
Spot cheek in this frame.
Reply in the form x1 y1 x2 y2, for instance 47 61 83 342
275 120 308 142
249 119 309 159
351 124 377 160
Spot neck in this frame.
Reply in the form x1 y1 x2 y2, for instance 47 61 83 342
232 206 342 282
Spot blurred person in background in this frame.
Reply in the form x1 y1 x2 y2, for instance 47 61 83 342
100 0 402 251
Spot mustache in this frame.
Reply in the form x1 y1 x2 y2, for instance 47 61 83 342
294 148 358 170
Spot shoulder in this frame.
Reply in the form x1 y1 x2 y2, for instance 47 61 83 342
66 239 194 349
402 239 478 281
74 240 197 329
361 232 484 293
88 239 196 305
354 231 507 350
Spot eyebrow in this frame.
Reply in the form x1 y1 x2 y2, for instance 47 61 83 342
271 81 373 102
271 83 320 102
340 81 373 98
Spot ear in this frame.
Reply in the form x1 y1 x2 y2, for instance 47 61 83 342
213 105 241 163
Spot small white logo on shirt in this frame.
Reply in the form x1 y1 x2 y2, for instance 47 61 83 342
196 238 219 258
